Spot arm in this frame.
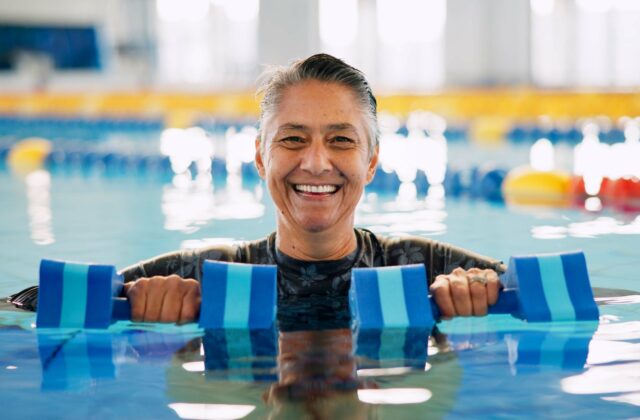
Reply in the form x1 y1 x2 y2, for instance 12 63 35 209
120 245 239 323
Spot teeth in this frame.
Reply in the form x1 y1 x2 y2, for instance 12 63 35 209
294 184 338 193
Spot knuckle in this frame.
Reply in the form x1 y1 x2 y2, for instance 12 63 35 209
452 267 466 275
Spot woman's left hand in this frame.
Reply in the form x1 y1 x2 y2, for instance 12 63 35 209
429 267 501 319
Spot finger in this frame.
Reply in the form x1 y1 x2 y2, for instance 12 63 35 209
125 279 148 322
178 280 201 324
469 280 488 316
484 269 501 306
430 276 455 319
449 274 472 316
144 276 169 322
159 276 184 323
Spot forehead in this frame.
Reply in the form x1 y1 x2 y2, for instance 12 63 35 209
267 80 365 130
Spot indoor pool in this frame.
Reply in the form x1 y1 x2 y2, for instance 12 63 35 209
1 141 640 419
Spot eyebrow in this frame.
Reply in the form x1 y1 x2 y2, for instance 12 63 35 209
277 122 359 133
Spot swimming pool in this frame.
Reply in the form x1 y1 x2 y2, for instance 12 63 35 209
1 138 640 418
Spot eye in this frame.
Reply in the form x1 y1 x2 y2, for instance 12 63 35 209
331 136 356 146
278 136 305 147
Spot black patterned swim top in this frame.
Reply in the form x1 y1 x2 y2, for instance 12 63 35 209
8 228 504 312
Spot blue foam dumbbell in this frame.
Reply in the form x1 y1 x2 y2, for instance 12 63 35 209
36 259 278 330
350 251 599 330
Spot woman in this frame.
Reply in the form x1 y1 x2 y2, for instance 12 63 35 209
10 54 503 323
116 54 504 324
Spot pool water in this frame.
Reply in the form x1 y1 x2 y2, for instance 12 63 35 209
1 149 640 418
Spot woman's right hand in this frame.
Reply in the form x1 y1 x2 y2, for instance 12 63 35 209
123 275 201 324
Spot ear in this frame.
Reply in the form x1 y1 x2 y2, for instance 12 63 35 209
365 145 379 184
254 137 266 179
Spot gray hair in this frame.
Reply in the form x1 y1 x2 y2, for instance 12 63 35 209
256 53 379 159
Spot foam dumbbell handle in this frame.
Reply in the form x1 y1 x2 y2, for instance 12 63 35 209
429 288 520 320
112 297 132 321
104 260 279 329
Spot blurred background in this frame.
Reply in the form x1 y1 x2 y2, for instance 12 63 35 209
2 0 640 92
1 0 639 268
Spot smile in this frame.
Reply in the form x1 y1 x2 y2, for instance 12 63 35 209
293 184 340 194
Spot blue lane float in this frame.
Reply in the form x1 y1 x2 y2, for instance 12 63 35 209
349 251 599 330
36 259 278 330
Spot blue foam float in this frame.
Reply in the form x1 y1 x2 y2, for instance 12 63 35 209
350 251 599 330
36 259 278 330
199 261 277 329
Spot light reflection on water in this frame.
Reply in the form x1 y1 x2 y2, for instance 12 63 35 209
532 215 640 239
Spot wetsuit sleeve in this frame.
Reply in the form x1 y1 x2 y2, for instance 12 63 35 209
119 245 240 282
379 235 505 285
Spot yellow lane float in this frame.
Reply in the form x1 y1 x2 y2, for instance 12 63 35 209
7 137 53 176
502 166 572 207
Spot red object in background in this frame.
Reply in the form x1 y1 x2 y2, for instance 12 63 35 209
602 177 640 212
569 176 613 209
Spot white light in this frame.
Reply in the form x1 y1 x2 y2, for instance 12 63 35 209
530 138 555 171
182 361 205 372
584 197 602 212
377 0 446 45
160 127 214 175
319 0 358 48
221 0 260 22
357 388 432 404
613 0 640 12
157 0 210 22
531 0 556 16
576 0 612 13
169 403 255 420
5 366 17 370
357 367 412 377
25 169 54 246
561 362 640 394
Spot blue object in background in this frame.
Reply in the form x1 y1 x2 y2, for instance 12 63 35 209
0 25 101 70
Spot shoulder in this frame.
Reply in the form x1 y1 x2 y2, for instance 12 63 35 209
192 234 273 264
356 228 436 266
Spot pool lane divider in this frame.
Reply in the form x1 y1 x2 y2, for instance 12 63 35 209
349 251 599 330
36 259 278 330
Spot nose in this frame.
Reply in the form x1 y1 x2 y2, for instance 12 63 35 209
299 140 332 175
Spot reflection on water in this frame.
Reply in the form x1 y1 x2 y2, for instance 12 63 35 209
0 292 637 418
357 186 447 236
560 320 640 406
24 170 54 245
532 215 640 239
162 173 265 233
169 403 256 420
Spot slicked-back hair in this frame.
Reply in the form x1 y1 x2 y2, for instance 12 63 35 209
256 53 379 159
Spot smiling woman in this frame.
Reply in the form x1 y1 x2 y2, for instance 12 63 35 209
10 54 504 324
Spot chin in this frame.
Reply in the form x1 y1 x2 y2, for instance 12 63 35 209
298 218 334 233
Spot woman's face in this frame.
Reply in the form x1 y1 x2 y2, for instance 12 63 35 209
256 80 378 234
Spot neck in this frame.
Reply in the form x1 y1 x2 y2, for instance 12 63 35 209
276 222 357 261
